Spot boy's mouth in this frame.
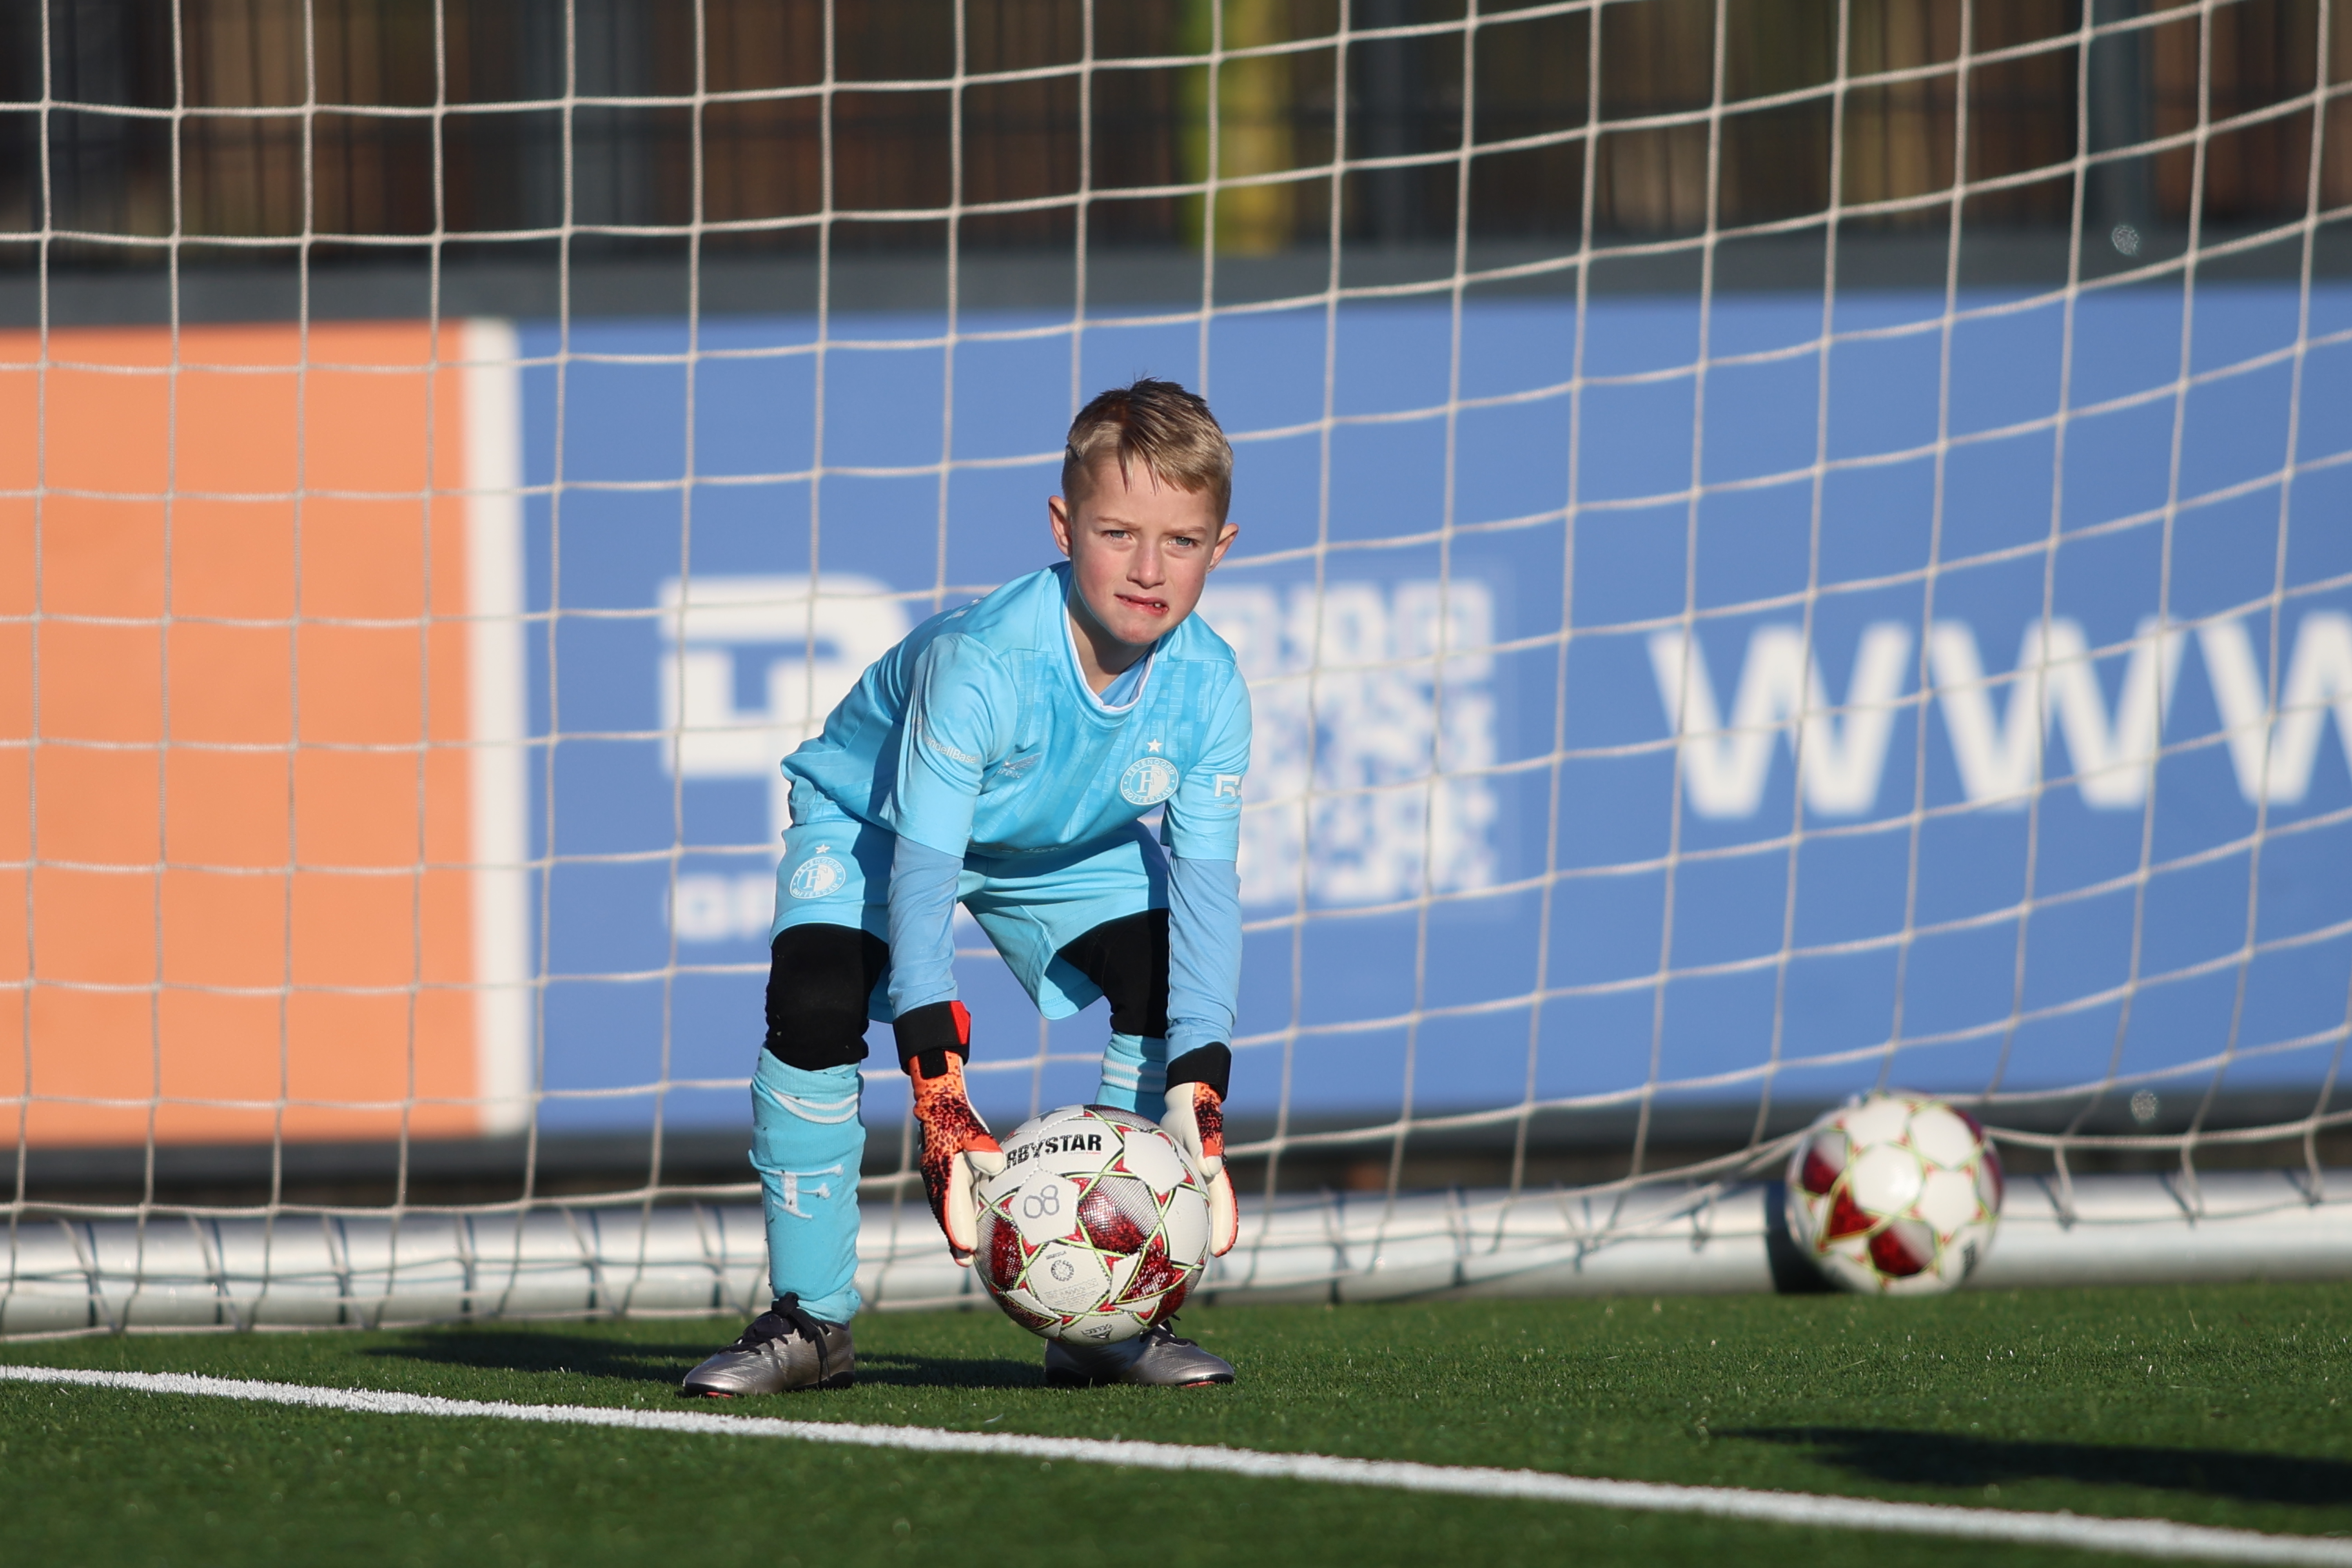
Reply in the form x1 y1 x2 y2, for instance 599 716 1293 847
1116 593 1170 617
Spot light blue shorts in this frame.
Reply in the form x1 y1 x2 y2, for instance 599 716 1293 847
769 781 1167 1023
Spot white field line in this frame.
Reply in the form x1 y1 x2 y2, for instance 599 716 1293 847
4 1365 2347 1566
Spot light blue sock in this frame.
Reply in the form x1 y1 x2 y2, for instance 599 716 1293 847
749 1052 866 1324
1094 1032 1168 1114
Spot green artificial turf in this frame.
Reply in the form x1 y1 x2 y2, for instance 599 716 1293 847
0 1281 2347 1567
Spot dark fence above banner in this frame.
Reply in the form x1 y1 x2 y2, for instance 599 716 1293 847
6 0 2347 270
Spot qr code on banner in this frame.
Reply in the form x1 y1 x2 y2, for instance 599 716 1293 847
1202 581 1499 910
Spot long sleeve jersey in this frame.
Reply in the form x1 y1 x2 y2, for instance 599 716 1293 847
781 562 1251 1054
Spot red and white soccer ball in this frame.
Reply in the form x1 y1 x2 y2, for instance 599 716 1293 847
1784 1093 2005 1295
972 1104 1214 1345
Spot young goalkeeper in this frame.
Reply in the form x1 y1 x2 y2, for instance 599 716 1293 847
682 379 1249 1396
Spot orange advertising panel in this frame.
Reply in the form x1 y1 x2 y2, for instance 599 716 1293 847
0 321 521 1146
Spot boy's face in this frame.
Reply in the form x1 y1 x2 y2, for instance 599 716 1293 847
1048 458 1238 652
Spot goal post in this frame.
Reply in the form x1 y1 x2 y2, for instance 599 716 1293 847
5 0 2352 1332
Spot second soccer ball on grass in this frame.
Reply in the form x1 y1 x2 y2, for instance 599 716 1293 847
973 1104 1215 1344
1785 1093 2006 1295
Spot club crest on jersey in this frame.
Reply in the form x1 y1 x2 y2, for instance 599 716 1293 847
1120 755 1180 806
788 854 849 900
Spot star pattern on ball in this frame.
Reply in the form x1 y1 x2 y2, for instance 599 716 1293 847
1788 1094 2005 1294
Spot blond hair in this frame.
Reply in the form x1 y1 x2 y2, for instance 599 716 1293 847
1061 378 1234 523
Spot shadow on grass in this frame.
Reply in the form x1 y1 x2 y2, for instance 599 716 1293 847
363 1330 717 1387
1728 1426 2352 1508
853 1352 1041 1390
363 1330 1039 1392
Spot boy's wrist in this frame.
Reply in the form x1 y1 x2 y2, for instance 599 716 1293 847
893 999 972 1080
1164 1041 1232 1102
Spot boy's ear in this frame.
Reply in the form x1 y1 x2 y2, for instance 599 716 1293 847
1047 493 1075 557
1208 520 1239 569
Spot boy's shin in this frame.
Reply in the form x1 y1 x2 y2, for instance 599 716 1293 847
1094 1031 1168 1113
750 1051 867 1323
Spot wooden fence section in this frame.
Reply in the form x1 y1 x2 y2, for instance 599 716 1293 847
2 0 2345 263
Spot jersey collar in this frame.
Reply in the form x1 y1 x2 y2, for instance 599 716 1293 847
1059 577 1158 717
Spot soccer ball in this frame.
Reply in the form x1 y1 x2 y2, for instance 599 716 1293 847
1784 1093 2004 1295
972 1104 1214 1345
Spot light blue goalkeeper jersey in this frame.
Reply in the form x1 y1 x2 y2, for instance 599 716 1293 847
783 563 1251 865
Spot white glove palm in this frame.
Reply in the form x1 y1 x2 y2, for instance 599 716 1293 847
1161 1079 1239 1257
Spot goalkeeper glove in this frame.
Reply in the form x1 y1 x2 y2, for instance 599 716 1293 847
895 1000 1005 1266
1161 1043 1239 1257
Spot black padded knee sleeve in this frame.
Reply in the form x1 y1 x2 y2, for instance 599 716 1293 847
1054 909 1171 1039
763 924 890 1070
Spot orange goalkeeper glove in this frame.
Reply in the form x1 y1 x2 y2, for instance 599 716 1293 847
895 1001 1006 1266
1161 1043 1239 1257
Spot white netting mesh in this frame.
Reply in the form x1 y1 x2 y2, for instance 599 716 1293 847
4 0 2351 1329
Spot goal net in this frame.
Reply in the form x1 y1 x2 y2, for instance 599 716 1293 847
5 0 2351 1330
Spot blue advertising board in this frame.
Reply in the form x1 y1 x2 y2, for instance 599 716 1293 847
513 285 2352 1135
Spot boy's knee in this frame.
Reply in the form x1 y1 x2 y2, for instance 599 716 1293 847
764 924 890 1070
1057 909 1170 1038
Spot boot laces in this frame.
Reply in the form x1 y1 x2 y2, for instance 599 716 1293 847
736 1293 837 1379
1145 1315 1200 1350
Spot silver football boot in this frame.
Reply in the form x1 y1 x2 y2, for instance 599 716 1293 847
1044 1319 1234 1387
681 1295 855 1396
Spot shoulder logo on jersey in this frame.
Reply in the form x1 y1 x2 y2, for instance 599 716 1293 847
914 713 983 767
1120 755 1180 806
788 854 850 900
